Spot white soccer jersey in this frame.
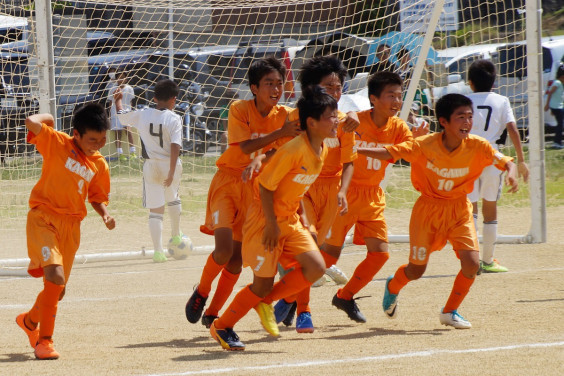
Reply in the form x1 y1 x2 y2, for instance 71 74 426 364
117 107 182 160
467 92 515 149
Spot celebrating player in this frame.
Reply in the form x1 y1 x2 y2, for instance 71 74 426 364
209 86 336 350
115 79 184 263
185 57 301 328
359 93 518 328
17 106 115 360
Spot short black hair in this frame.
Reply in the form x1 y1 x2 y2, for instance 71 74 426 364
154 79 179 101
435 94 474 125
397 46 410 61
72 103 109 135
557 64 564 79
468 59 496 92
298 55 347 87
377 44 391 52
368 71 403 98
248 56 286 88
297 85 338 131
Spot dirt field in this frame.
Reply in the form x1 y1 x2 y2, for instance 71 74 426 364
1 207 563 376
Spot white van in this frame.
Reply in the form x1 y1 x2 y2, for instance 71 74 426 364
0 15 29 53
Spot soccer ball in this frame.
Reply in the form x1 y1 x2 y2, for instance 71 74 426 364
167 235 193 260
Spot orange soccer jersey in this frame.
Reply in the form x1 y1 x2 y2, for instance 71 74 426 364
201 99 291 239
26 124 110 278
325 111 411 246
243 133 327 277
302 109 357 243
385 133 513 263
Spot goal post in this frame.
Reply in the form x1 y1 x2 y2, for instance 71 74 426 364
0 0 548 275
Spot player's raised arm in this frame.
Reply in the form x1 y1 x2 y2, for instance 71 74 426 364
342 111 360 133
239 116 300 155
25 113 54 135
356 147 392 160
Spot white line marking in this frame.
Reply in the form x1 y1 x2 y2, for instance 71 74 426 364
142 341 564 376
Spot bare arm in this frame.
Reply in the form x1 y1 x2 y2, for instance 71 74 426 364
164 143 181 187
544 86 556 112
25 113 54 135
239 118 300 154
260 184 280 252
241 148 277 182
357 147 393 160
504 161 519 193
91 202 116 230
337 162 354 215
505 121 529 182
342 111 360 133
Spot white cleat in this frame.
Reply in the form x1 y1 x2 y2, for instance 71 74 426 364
325 265 349 285
439 309 472 329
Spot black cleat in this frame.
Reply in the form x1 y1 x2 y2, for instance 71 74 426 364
282 301 297 327
201 314 219 329
332 293 367 323
185 286 207 323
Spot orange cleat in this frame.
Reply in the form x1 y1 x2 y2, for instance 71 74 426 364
16 313 39 348
34 339 60 360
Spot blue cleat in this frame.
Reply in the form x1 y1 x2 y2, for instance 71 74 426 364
383 276 398 319
296 312 314 333
210 322 245 350
274 299 294 323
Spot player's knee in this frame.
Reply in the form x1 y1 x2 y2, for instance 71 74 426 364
405 263 426 280
304 261 326 283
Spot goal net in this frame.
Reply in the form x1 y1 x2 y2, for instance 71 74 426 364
0 0 547 273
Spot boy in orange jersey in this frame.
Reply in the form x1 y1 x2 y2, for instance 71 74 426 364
16 105 115 360
271 56 358 333
359 93 518 329
209 86 337 350
322 71 418 323
185 57 301 327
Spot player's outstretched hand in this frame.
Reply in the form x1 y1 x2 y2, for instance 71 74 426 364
518 161 530 183
342 111 360 133
412 121 430 137
104 215 116 230
280 116 301 138
337 191 348 216
242 157 262 182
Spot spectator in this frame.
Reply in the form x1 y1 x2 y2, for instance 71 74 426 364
397 46 413 82
108 69 137 161
369 44 399 75
544 64 564 149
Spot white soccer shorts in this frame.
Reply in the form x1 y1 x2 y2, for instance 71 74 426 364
467 164 503 203
142 159 182 209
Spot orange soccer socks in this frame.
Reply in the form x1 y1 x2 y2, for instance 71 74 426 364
321 250 338 268
198 253 225 297
204 268 241 317
214 285 262 330
263 268 311 305
388 264 411 295
443 271 475 313
38 281 65 340
338 251 389 300
296 286 311 314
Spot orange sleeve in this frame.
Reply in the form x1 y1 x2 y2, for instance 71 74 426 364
88 160 111 205
385 139 420 163
258 147 296 192
339 128 357 164
27 123 65 156
227 101 252 144
485 143 513 171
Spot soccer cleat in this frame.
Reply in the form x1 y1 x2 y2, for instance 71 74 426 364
254 302 279 337
185 286 207 323
210 322 245 351
34 339 60 360
331 293 367 323
169 233 184 247
274 299 294 323
152 250 167 263
382 276 399 319
477 261 483 276
201 314 219 329
296 312 314 333
118 154 128 162
439 309 472 329
129 152 138 160
16 313 39 348
282 302 297 327
325 265 349 285
481 260 508 273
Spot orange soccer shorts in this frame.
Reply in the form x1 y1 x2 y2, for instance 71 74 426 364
200 169 252 242
302 177 341 246
242 202 319 278
408 196 478 266
26 207 81 282
325 185 388 247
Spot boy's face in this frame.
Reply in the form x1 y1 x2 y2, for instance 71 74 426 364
369 84 402 118
440 106 473 141
73 129 107 156
319 73 343 102
309 107 339 139
251 71 284 107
